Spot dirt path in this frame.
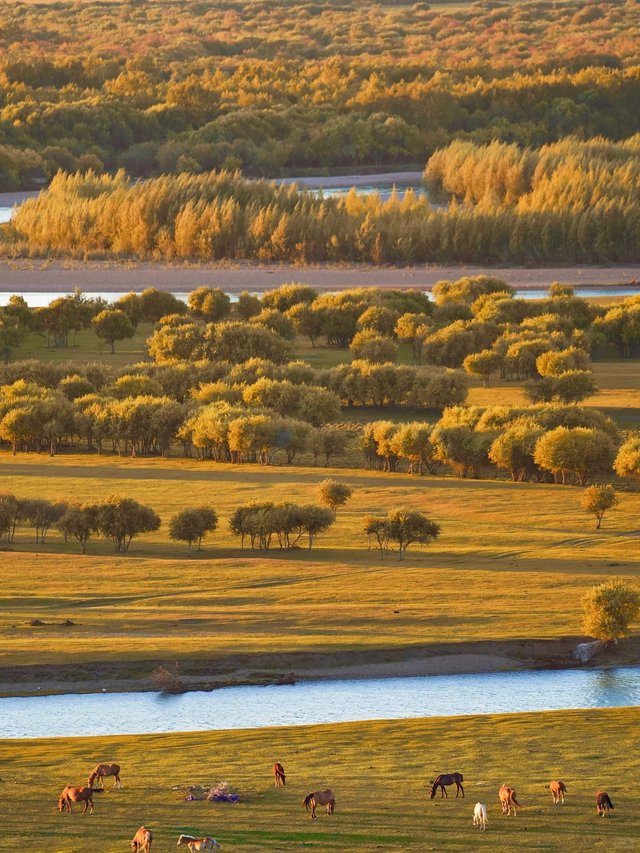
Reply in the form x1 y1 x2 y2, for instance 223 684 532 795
1 259 640 293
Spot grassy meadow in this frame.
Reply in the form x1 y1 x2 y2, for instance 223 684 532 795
1 708 639 852
1 452 639 678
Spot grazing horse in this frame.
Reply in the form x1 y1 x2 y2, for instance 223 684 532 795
303 789 335 820
177 836 221 851
499 785 521 816
58 785 103 815
596 791 614 817
273 762 286 787
131 826 153 851
88 762 121 789
472 802 488 830
549 780 567 804
429 772 464 799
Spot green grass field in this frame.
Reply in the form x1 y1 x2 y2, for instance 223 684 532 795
1 453 638 678
1 708 638 852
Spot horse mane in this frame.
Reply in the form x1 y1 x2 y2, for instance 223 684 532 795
178 835 196 843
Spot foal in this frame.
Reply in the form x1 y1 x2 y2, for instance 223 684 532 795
596 791 614 817
273 762 286 787
549 780 567 804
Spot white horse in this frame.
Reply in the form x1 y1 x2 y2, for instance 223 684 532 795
177 836 221 851
473 802 488 830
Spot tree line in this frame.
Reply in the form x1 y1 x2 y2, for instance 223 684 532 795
361 402 640 487
11 136 640 263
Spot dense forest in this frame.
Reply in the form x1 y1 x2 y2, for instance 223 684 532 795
11 134 640 263
2 0 640 188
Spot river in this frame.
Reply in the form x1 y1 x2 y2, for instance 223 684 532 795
2 666 639 739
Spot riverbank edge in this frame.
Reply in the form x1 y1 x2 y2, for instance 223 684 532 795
1 635 636 698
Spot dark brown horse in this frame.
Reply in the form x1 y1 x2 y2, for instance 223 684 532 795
596 791 614 816
273 762 286 787
430 773 464 799
58 785 103 815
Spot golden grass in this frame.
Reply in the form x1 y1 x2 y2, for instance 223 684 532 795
1 707 639 851
1 454 639 669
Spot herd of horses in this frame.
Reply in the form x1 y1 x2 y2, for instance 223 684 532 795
55 757 617 847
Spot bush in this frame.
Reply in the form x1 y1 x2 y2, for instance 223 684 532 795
582 580 640 643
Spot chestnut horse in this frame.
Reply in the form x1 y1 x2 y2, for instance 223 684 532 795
430 772 464 799
88 762 121 789
131 826 153 851
596 791 614 816
549 780 567 804
499 785 521 816
303 789 335 820
273 762 286 787
58 785 103 815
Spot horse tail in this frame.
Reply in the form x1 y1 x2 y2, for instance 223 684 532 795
607 796 614 809
303 794 313 811
512 795 521 807
459 773 464 783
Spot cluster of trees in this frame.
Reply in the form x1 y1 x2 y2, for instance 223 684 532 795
10 144 640 263
0 493 160 553
229 501 334 550
1 1 639 188
360 402 640 487
365 508 440 560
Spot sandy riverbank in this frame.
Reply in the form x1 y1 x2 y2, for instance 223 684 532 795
1 635 631 698
0 259 639 293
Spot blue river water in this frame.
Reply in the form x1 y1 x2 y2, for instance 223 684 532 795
1 666 639 739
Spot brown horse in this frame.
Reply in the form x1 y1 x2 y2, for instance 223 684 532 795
88 762 121 789
549 780 567 804
58 785 103 815
499 785 521 816
303 789 335 820
429 772 464 799
131 826 153 851
596 791 614 817
273 762 286 787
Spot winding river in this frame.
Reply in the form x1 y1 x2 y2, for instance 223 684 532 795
2 666 639 739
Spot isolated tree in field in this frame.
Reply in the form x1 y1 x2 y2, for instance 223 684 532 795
581 484 618 530
92 309 135 354
463 349 502 387
97 495 161 552
169 506 218 552
57 503 100 553
582 579 640 643
318 479 353 518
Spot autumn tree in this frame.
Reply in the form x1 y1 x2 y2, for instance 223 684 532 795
582 580 640 643
581 484 618 529
318 478 353 518
57 503 100 553
96 495 161 552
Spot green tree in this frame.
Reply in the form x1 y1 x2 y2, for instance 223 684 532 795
581 484 618 529
533 426 616 486
57 503 100 554
96 495 161 552
92 309 135 354
21 498 67 543
318 478 353 518
350 330 398 363
582 579 640 643
169 506 218 552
